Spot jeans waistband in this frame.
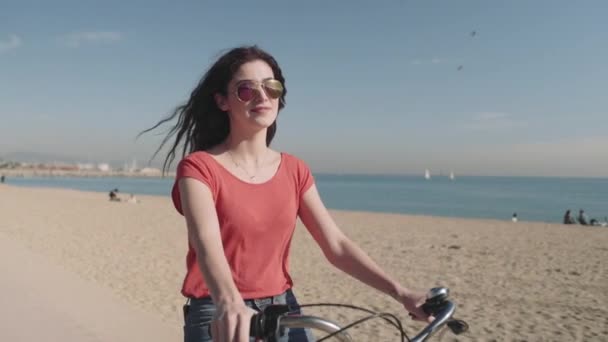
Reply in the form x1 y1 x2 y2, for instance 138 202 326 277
188 289 290 306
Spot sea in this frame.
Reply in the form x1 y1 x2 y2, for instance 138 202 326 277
4 174 607 224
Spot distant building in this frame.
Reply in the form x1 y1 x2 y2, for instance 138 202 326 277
78 163 95 170
139 167 161 175
56 164 79 171
97 163 111 172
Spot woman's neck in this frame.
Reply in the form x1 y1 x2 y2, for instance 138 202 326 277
223 131 269 163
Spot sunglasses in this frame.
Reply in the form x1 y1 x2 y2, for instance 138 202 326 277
234 79 284 103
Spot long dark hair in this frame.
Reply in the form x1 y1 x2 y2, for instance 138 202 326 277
139 45 287 175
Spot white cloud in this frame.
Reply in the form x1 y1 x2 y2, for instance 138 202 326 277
0 34 22 53
474 112 509 121
464 112 526 130
60 31 123 48
410 57 444 65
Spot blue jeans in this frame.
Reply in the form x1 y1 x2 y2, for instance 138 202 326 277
183 289 315 342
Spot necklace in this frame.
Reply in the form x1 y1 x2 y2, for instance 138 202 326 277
227 150 268 180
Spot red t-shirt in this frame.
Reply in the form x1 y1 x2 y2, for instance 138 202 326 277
171 151 314 299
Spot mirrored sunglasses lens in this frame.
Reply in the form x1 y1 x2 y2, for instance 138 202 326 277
263 80 284 99
237 85 256 102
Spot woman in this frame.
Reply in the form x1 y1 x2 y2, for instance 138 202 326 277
143 45 431 341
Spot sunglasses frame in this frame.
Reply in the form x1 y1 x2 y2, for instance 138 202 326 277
233 79 284 103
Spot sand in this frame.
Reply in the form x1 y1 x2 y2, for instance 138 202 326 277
0 184 606 341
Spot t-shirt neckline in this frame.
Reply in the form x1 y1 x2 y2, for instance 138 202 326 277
203 151 285 186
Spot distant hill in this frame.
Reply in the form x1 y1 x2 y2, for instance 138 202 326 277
0 151 85 164
0 151 167 170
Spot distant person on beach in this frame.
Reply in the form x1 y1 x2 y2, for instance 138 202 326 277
578 209 589 225
108 188 120 202
0 175 5 183
563 210 577 224
512 213 518 222
126 194 139 204
140 45 432 342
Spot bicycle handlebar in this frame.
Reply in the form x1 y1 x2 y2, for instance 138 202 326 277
410 300 455 342
249 287 468 341
278 315 353 341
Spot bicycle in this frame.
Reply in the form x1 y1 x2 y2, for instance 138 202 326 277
249 287 469 341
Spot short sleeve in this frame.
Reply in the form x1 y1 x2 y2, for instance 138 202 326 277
171 153 217 215
295 157 315 199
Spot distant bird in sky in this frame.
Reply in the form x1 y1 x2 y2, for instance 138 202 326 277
458 30 477 71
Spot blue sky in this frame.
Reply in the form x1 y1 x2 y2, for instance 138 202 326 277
1 0 607 177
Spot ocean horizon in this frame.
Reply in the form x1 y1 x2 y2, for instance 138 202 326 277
3 173 607 224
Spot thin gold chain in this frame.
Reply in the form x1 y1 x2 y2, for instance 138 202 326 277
227 150 268 180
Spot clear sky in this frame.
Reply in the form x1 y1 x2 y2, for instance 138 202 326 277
1 0 607 177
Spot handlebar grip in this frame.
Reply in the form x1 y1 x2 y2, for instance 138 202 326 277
249 305 291 339
422 299 449 316
250 313 263 339
422 287 450 316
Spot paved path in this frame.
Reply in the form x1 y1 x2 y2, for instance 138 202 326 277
0 233 180 341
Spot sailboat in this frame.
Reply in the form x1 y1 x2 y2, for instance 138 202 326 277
449 171 455 181
424 169 431 180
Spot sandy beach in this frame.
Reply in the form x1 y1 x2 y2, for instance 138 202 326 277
1 184 606 341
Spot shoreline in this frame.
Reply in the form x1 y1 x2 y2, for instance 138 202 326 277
0 184 551 225
2 183 603 226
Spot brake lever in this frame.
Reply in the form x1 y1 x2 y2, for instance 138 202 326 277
421 287 468 336
447 319 469 335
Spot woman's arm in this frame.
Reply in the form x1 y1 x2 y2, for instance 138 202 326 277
179 178 254 340
179 177 241 304
298 185 429 320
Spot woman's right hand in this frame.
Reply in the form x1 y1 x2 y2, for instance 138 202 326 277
210 300 258 341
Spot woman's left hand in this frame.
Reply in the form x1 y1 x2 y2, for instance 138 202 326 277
397 288 434 323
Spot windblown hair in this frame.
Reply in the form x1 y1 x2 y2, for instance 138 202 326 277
139 45 287 175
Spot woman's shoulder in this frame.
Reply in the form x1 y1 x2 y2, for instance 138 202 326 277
174 151 224 180
278 152 314 177
277 152 315 192
279 152 308 167
180 150 219 166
